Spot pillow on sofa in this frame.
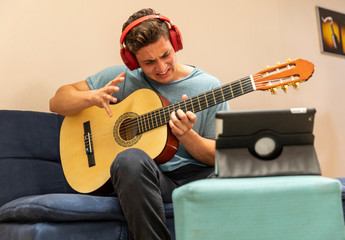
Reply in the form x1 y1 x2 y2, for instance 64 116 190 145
0 193 174 223
0 193 125 222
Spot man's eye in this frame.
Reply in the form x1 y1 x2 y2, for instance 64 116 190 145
162 52 170 58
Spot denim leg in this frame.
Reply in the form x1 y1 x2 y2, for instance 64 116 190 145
110 148 172 240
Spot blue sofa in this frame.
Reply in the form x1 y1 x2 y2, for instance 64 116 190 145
0 110 175 240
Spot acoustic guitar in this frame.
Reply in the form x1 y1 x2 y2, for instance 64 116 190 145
60 59 314 193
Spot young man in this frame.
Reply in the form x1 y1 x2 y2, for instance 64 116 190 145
50 8 229 240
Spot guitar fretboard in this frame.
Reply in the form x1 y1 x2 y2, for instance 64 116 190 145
136 76 255 134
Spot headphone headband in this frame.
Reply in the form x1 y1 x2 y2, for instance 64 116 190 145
119 14 183 70
120 15 173 46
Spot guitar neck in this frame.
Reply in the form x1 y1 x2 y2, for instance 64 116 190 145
136 76 255 134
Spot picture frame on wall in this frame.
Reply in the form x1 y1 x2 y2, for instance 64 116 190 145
317 6 345 57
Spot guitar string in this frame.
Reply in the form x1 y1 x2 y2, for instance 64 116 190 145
122 83 251 126
122 75 257 126
86 73 286 145
116 76 263 135
86 80 253 144
87 74 268 143
91 74 259 138
117 78 256 136
117 72 292 136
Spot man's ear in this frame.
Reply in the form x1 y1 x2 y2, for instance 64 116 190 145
120 48 140 71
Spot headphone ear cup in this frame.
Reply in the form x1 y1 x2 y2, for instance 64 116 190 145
120 48 140 71
169 25 183 52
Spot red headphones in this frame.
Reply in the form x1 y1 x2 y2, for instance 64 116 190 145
120 14 183 71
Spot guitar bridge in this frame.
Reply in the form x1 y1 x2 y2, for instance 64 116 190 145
83 121 95 167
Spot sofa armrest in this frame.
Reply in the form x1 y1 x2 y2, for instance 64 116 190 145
0 110 70 206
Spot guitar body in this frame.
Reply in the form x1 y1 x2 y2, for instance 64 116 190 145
60 89 178 193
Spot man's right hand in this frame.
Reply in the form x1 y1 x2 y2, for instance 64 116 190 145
50 72 125 117
91 72 125 117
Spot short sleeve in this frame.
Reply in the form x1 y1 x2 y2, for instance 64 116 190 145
86 66 127 90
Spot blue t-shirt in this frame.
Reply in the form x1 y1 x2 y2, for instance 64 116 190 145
86 65 229 172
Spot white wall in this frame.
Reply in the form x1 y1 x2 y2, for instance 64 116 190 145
1 0 344 177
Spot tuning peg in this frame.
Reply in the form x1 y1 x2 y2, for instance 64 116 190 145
285 58 292 62
292 82 300 89
264 65 270 70
270 88 278 94
281 85 288 93
275 61 281 66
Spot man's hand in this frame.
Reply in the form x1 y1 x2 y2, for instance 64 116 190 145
91 72 125 117
168 94 215 166
169 94 197 138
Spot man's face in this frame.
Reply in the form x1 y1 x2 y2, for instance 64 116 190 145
135 36 177 84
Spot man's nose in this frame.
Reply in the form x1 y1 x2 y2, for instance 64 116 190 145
156 59 166 72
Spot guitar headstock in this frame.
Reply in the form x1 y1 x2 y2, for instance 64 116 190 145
253 59 314 94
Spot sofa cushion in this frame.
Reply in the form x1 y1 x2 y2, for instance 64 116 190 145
0 193 174 223
0 158 71 207
0 194 124 222
0 221 131 240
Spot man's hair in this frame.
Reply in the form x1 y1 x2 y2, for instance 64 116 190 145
122 8 170 54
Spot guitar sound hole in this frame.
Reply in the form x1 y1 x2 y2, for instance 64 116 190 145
119 118 137 141
113 112 141 147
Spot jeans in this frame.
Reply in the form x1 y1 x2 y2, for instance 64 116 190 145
110 148 214 240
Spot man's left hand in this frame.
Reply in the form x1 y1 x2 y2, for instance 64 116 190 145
169 95 197 138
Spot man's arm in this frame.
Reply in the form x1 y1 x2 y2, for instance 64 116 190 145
174 124 216 166
49 72 125 116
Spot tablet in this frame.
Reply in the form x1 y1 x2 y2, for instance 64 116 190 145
215 108 320 177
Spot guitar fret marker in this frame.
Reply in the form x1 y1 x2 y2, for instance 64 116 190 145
150 112 154 129
143 114 147 132
163 107 167 124
212 90 217 105
239 80 244 94
191 99 195 112
141 116 145 132
197 95 201 111
204 93 209 108
158 109 162 126
154 111 158 127
229 84 234 98
220 87 225 101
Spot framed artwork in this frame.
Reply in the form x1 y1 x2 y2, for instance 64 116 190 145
317 6 345 57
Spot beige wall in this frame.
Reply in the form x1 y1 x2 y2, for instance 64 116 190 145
1 0 344 177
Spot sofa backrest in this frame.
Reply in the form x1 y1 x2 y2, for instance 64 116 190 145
0 110 72 206
0 110 62 160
